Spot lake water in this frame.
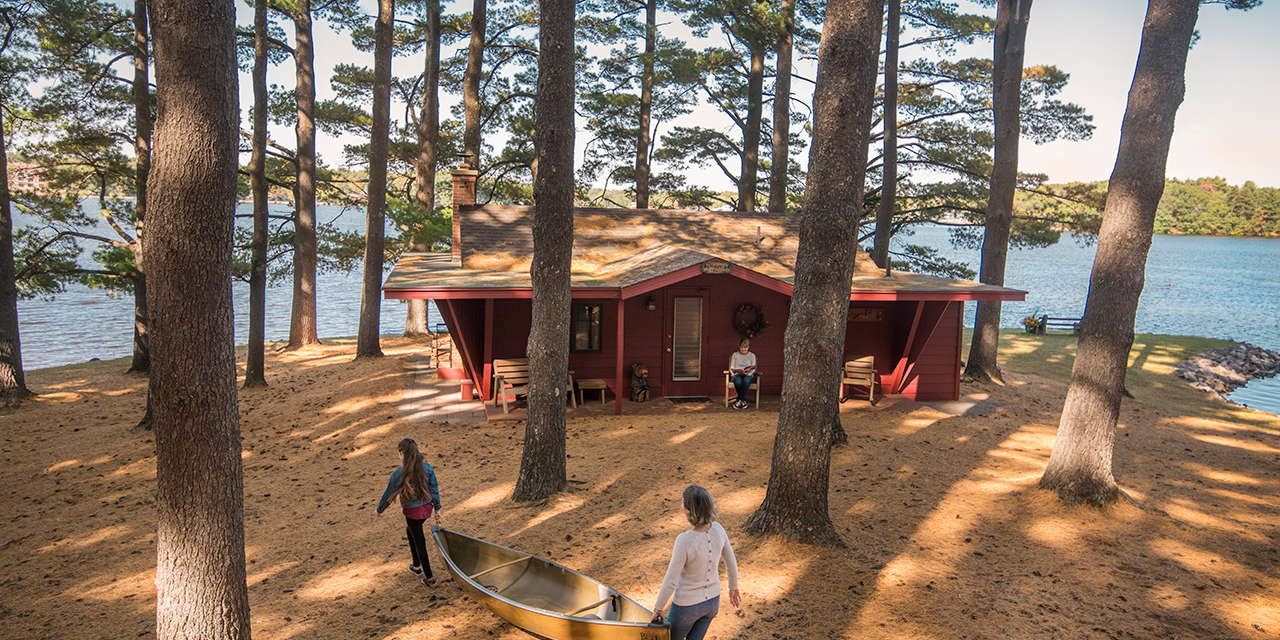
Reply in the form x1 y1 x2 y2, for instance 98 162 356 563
892 225 1280 414
15 203 442 371
13 208 1280 414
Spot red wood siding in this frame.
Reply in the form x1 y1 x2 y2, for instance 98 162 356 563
895 302 962 401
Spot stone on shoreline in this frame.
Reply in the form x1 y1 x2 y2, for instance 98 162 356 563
1175 342 1280 406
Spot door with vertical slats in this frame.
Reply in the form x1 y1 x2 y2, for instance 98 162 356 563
671 297 702 382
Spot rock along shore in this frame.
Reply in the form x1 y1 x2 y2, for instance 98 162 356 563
1175 342 1280 404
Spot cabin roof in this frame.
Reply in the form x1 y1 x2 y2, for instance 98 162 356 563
382 205 1026 301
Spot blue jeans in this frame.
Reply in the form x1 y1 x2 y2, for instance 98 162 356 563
669 595 719 640
731 374 753 402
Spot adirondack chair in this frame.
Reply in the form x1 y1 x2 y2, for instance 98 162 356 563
724 370 762 408
491 358 577 414
840 356 876 403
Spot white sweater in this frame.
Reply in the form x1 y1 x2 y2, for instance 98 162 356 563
654 522 739 609
729 352 757 375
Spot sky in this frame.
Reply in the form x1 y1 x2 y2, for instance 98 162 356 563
249 0 1280 192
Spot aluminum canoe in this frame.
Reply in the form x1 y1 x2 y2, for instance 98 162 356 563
432 526 670 640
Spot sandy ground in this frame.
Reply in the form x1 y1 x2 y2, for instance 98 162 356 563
3 336 1279 640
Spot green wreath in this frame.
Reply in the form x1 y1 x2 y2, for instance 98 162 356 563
734 303 770 338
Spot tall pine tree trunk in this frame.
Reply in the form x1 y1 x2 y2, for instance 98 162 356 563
245 0 269 387
871 0 898 267
0 106 29 405
406 0 442 337
514 0 575 503
633 0 656 209
744 0 883 547
965 0 1032 384
767 0 795 213
739 44 765 212
147 0 250 637
462 0 486 170
1040 0 1199 507
288 0 320 349
357 0 394 359
128 0 152 375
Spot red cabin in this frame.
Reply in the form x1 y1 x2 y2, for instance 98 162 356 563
382 170 1025 415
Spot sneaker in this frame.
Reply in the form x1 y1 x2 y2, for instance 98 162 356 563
422 576 437 586
735 400 746 409
408 565 424 577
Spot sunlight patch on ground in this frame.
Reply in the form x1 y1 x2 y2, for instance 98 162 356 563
591 512 635 530
511 494 588 536
1149 537 1254 580
1188 433 1280 455
1182 461 1267 486
455 483 515 513
75 568 156 603
247 557 300 587
669 425 708 444
241 449 254 459
1160 499 1252 535
890 414 944 435
1213 594 1280 638
38 524 130 551
587 471 626 495
717 487 765 519
1201 486 1277 507
44 459 81 473
296 559 382 599
344 443 382 460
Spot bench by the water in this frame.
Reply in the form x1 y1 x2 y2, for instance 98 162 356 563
1039 315 1081 334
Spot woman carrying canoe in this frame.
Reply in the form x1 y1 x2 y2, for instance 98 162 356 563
651 485 741 640
376 438 442 585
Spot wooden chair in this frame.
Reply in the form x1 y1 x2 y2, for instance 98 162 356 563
840 356 876 403
492 358 577 414
724 370 762 408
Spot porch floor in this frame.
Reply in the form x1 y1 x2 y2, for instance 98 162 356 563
399 353 995 423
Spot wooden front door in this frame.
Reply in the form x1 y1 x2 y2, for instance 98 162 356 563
663 288 708 397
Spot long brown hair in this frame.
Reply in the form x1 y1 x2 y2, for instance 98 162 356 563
683 485 717 527
394 438 430 505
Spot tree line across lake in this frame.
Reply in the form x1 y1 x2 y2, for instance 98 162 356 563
1017 177 1280 239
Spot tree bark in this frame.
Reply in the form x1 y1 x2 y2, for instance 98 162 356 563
964 0 1031 384
870 0 898 267
739 43 765 212
406 0 441 338
287 0 320 349
462 0 486 170
244 0 269 387
1040 0 1199 507
146 0 250 637
514 0 575 503
0 106 30 405
744 0 883 547
767 0 795 213
633 0 656 209
127 0 153 375
357 0 394 359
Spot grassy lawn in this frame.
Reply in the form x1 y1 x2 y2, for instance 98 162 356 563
962 329 1270 425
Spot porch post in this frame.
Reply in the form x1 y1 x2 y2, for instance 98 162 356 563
615 295 625 415
483 298 494 400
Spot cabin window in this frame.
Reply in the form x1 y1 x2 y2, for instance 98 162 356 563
570 304 602 353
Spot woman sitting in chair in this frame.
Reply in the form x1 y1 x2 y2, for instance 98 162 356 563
728 339 757 410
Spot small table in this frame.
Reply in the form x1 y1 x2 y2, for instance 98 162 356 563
576 379 608 405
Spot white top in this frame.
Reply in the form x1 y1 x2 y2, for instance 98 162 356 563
654 522 739 609
729 352 757 375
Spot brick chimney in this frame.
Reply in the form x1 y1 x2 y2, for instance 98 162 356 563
450 166 478 263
